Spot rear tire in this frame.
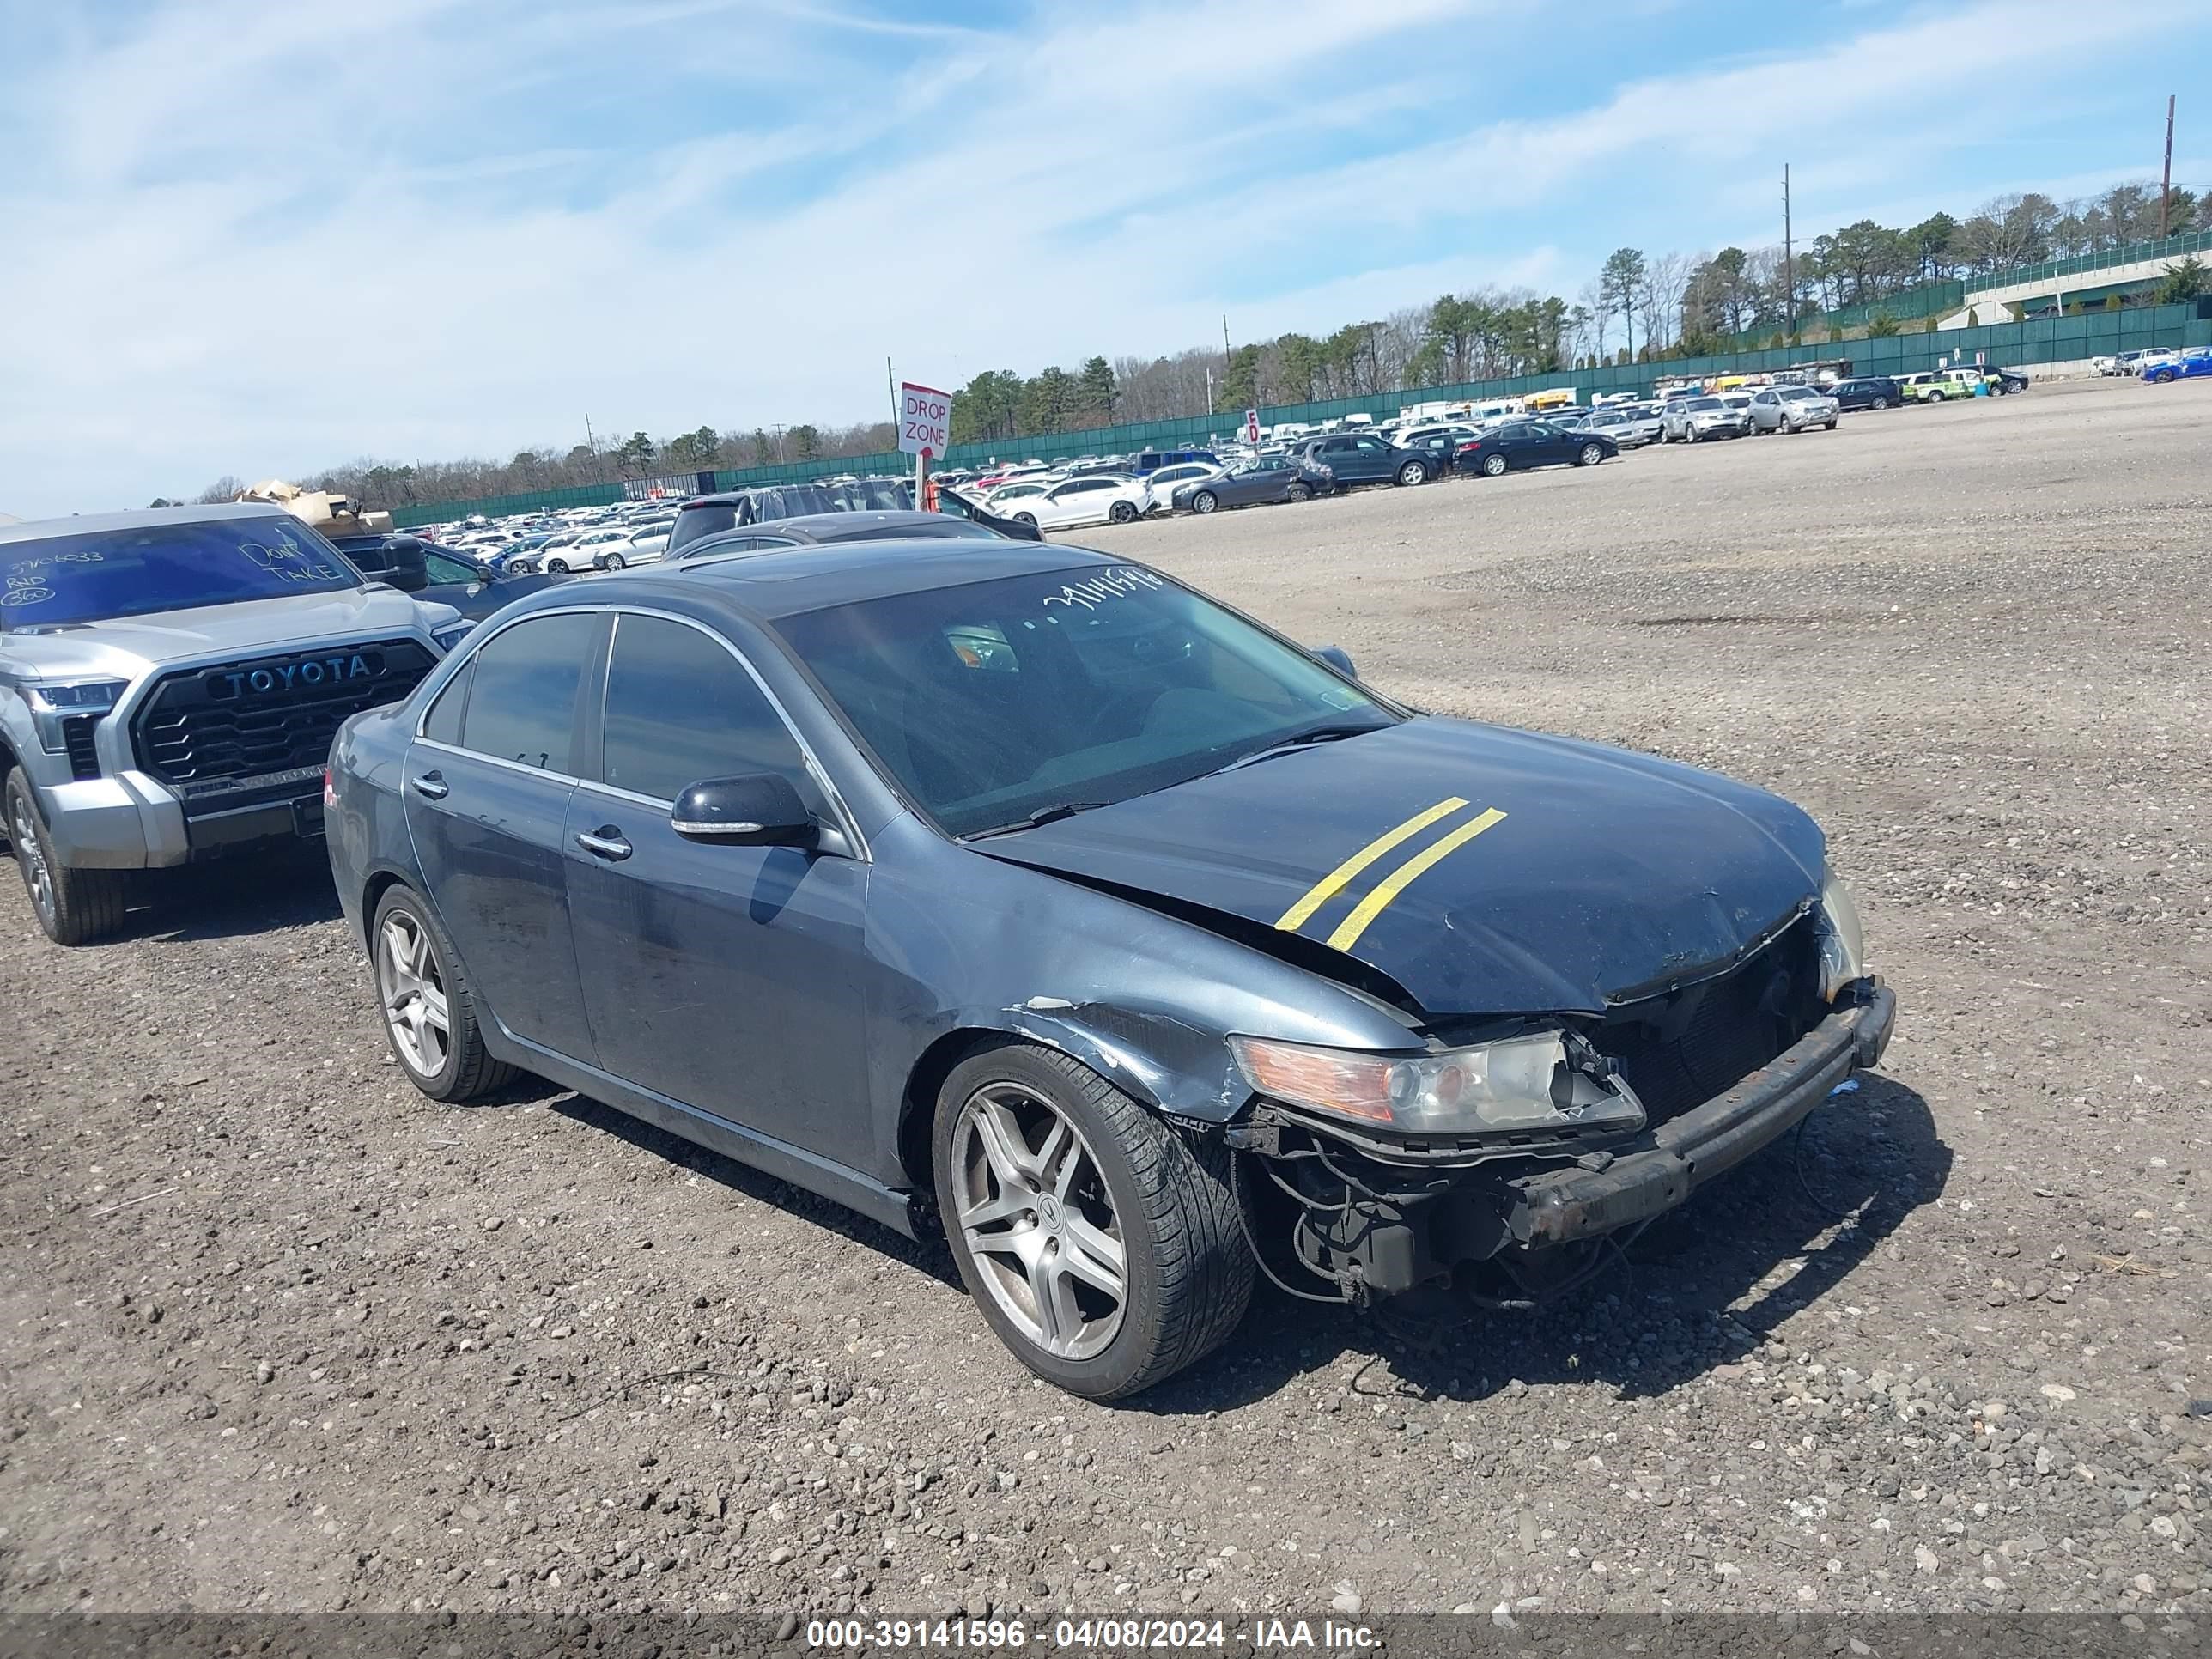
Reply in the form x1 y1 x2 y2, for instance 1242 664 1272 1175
1869 397 1888 410
1927 390 1946 402
1191 491 1218 514
1479 453 1507 477
369 884 515 1103
931 1042 1253 1401
1285 483 1313 502
1108 501 1138 524
6 769 126 946
546 557 571 574
1014 513 1038 527
604 553 628 570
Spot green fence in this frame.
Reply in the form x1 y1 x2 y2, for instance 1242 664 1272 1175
392 306 2203 526
1969 227 2212 294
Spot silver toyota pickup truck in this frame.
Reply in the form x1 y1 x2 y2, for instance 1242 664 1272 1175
3 503 471 945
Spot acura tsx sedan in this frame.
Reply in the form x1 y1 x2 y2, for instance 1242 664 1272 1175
326 541 1894 1400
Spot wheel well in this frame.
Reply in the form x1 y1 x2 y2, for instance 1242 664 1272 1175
360 869 410 945
896 1027 1018 1204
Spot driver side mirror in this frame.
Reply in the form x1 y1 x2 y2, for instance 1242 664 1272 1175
363 536 429 593
671 774 816 847
1312 644 1358 678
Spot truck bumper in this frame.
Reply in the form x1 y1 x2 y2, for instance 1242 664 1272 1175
37 772 189 870
37 771 323 870
1503 983 1898 1249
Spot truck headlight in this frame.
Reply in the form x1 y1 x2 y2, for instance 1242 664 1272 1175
431 620 477 654
17 679 128 753
1228 1030 1645 1137
1814 868 1868 1001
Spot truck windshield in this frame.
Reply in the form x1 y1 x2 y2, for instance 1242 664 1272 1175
0 518 360 629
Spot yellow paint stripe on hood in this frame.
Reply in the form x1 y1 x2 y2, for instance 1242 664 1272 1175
1325 807 1508 951
1273 796 1468 933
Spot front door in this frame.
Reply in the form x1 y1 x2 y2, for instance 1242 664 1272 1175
405 610 602 1058
562 613 876 1172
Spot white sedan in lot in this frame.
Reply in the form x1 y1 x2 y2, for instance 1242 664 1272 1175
544 526 637 572
1000 475 1157 531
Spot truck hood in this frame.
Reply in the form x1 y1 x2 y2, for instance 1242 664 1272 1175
3 587 451 682
978 717 1827 1018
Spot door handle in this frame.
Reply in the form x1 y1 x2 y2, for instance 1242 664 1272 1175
574 828 632 861
410 771 449 800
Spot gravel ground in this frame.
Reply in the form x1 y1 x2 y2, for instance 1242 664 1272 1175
2 377 2207 1624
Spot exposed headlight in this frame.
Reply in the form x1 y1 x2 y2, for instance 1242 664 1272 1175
17 679 128 753
1228 1030 1646 1138
1814 867 1868 1001
431 620 477 654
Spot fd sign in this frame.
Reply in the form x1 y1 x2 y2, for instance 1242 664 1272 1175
899 382 951 459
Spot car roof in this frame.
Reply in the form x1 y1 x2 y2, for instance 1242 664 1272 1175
559 539 1127 623
0 501 296 548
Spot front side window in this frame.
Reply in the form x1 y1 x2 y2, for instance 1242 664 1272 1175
456 611 599 773
599 616 810 803
1 516 357 629
775 566 1395 838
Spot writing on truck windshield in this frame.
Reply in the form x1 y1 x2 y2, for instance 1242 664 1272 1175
0 520 358 629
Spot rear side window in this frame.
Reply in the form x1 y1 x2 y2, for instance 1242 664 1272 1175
458 612 599 774
598 616 811 803
422 658 473 746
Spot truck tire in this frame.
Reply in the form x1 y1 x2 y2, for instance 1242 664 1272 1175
6 768 127 946
933 1042 1253 1401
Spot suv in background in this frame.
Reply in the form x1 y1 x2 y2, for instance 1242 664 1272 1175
1130 448 1220 476
1291 432 1438 487
1828 376 1903 410
2 504 468 945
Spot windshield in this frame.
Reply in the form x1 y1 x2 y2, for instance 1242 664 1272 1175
775 565 1396 836
0 518 359 629
1686 398 1723 411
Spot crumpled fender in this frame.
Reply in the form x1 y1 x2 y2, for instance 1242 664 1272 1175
996 996 1249 1121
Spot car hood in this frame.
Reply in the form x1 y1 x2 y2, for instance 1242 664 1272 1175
2 586 447 682
978 717 1827 1018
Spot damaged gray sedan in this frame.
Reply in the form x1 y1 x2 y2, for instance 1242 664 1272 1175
326 540 1895 1400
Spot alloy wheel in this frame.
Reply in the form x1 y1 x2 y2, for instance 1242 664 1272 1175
10 792 55 927
951 1081 1127 1361
378 910 452 1079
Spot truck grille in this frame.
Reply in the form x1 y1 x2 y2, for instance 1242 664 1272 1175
131 640 435 797
1592 915 1821 1125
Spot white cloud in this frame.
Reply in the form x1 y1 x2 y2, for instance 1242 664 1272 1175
0 0 2202 516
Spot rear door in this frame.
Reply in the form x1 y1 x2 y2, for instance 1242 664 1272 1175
405 610 603 1059
562 612 876 1170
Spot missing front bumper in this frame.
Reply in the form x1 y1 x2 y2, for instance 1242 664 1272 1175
1502 984 1896 1250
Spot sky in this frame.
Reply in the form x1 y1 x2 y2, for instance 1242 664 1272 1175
1 0 2204 518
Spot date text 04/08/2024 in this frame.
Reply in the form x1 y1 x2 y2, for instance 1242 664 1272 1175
804 1616 1380 1650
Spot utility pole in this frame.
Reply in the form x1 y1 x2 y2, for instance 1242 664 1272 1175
585 413 596 453
1783 163 1795 341
2160 95 2176 238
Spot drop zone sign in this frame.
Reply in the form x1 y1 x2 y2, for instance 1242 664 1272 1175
899 382 952 459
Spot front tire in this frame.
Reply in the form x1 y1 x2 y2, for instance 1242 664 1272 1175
6 769 125 946
1395 460 1428 487
932 1044 1252 1401
370 885 515 1103
1577 443 1604 467
1191 490 1218 514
